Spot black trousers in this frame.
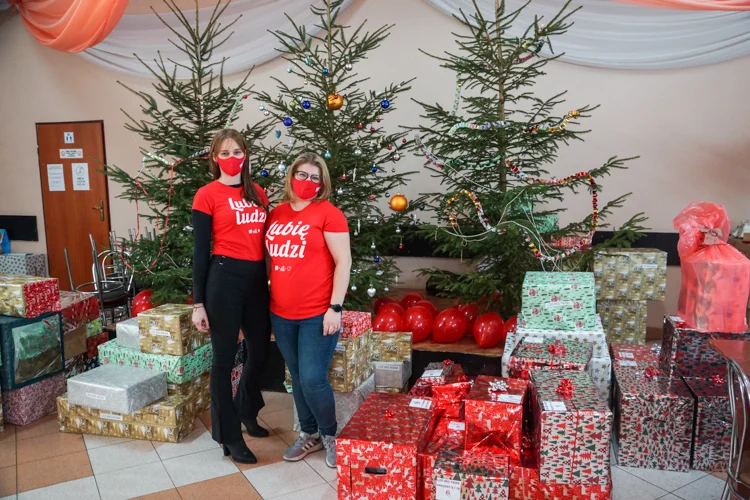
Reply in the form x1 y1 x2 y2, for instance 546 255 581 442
205 255 271 444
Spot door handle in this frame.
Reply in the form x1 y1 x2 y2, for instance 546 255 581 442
92 200 104 222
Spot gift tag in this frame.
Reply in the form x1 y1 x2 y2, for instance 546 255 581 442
496 394 523 404
543 401 567 411
409 398 432 410
435 477 461 500
422 369 444 378
617 360 638 367
149 328 171 337
447 421 465 432
100 413 123 421
377 362 402 371
523 336 544 344
641 263 659 269
544 300 573 308
85 392 106 401
618 351 635 359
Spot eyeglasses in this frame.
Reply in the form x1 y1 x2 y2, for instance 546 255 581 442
295 171 322 184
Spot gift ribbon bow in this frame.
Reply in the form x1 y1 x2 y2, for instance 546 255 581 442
384 409 394 419
700 226 724 246
489 380 508 392
556 379 575 399
712 374 726 385
443 359 454 367
547 341 568 357
644 366 661 378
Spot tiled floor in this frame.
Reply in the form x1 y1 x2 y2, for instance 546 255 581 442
0 391 729 499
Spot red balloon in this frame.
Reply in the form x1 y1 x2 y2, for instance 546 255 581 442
373 311 403 332
432 308 467 344
378 302 405 317
400 292 425 310
374 296 399 314
458 303 480 335
473 313 506 348
414 300 439 318
506 315 518 334
132 301 155 316
132 290 154 308
403 306 434 343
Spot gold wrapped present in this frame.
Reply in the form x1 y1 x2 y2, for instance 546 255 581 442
597 300 648 345
328 330 371 393
369 331 412 363
137 304 209 356
594 248 667 301
0 275 61 319
167 372 210 414
57 393 195 443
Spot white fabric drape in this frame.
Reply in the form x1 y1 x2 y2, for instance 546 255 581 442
79 0 353 79
425 0 750 69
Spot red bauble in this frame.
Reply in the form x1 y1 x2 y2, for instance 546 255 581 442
432 308 467 344
132 290 154 308
414 300 439 318
473 313 506 348
403 306 433 343
400 292 425 310
506 315 518 334
373 311 403 332
374 296 399 314
458 302 480 335
378 302 405 317
132 301 155 316
185 295 194 305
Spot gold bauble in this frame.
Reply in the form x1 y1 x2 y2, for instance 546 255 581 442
327 93 345 110
389 193 408 212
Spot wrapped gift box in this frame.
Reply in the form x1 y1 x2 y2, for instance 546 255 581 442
337 392 437 500
98 339 212 384
60 291 99 335
683 376 732 471
329 331 372 393
0 253 47 277
520 272 597 330
613 365 693 471
409 361 465 398
87 331 109 359
597 299 648 345
2 373 66 425
58 392 195 443
116 317 140 350
660 315 747 378
507 338 592 380
64 354 87 379
0 275 61 318
369 330 412 362
67 364 168 414
341 311 372 339
138 304 209 356
594 248 667 301
465 376 527 463
63 324 87 360
509 461 612 500
373 361 411 389
168 372 210 415
432 453 509 500
86 318 103 338
294 374 374 434
418 418 466 500
530 370 611 484
432 377 472 419
0 312 64 390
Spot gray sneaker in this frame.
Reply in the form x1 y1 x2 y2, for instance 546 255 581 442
322 434 336 468
283 432 323 461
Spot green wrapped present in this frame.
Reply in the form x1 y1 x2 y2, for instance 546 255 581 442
97 339 212 384
86 318 103 338
0 312 64 390
521 272 597 330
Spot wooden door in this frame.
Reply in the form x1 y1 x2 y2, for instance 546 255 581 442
36 122 111 291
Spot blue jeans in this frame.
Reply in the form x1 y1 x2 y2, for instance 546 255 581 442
271 312 339 436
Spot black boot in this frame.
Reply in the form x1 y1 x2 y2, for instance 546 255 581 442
242 418 270 438
222 441 257 464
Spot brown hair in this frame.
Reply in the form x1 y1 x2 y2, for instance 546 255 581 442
208 129 267 212
283 152 332 202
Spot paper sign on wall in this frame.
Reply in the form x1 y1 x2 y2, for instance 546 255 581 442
72 163 90 191
46 164 65 192
60 149 83 159
64 132 75 144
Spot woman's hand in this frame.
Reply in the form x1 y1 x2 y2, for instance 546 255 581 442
323 309 341 336
192 305 210 333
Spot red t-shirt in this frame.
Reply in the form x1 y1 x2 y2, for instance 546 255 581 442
192 181 269 261
265 200 349 319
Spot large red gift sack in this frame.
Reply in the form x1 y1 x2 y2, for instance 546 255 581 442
673 202 750 333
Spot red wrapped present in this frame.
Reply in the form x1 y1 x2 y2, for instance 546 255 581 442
337 392 437 500
408 360 465 398
2 373 66 425
610 343 659 369
683 376 732 471
418 418 466 500
660 315 746 378
87 331 109 359
508 338 592 380
431 377 471 419
341 311 372 339
673 202 750 333
613 364 693 471
530 371 611 484
509 460 612 500
0 275 61 319
465 376 528 464
59 291 100 335
432 452 509 500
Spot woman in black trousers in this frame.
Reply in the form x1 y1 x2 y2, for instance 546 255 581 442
191 128 271 464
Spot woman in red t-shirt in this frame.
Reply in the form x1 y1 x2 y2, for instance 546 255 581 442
191 129 271 464
265 152 351 468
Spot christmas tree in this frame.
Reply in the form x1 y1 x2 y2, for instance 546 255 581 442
106 1 274 303
252 0 421 311
412 0 646 317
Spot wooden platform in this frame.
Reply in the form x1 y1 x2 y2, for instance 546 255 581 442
413 336 504 358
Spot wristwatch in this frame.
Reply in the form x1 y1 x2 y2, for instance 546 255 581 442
329 304 343 313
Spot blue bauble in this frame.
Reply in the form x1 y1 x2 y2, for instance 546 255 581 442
283 117 293 127
324 151 332 159
371 165 378 173
274 129 281 138
380 99 390 109
322 67 329 75
260 170 269 177
302 101 311 109
374 256 380 263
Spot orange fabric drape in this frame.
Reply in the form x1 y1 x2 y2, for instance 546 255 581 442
9 0 129 53
612 0 750 10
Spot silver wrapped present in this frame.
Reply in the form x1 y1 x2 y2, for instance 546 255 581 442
116 318 140 350
66 364 167 414
293 374 374 434
373 361 411 389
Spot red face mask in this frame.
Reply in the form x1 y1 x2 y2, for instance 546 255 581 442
291 178 321 200
216 155 245 177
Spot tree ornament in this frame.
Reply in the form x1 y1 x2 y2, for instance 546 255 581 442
419 203 425 211
345 62 353 71
370 195 376 201
337 187 343 195
350 284 357 292
385 192 390 197
374 256 380 263
354 148 362 156
389 193 408 212
286 67 292 73
322 67 329 74
371 242 376 250
260 169 269 177
305 56 312 66
380 99 391 109
302 100 311 109
396 226 401 234
324 151 332 159
283 117 293 127
278 161 287 174
341 174 347 180
371 165 378 173
402 138 407 143
393 153 401 161
391 168 396 173
327 94 344 110
376 270 384 276
274 129 281 138
367 286 377 297
384 287 390 292
258 105 265 111
264 111 270 116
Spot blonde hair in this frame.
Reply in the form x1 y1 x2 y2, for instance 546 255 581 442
283 152 332 202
